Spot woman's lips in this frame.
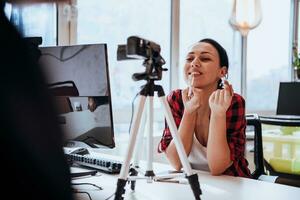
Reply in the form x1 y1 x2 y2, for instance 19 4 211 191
188 72 203 86
188 71 202 75
188 72 203 80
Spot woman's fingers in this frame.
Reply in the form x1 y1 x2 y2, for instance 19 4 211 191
182 88 189 103
224 84 231 98
224 79 229 86
219 89 224 104
209 90 215 103
224 80 233 96
182 87 203 114
229 84 234 96
215 89 220 103
188 87 193 99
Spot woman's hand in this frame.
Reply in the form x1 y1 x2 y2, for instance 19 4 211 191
208 80 233 115
182 87 204 114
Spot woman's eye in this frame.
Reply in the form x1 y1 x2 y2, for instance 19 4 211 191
186 57 193 62
201 57 210 62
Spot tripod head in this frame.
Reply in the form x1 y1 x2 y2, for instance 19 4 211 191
117 36 168 82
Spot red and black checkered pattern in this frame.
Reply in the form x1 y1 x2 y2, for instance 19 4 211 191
158 89 251 178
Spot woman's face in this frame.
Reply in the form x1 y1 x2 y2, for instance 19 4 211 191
184 42 227 89
88 97 96 112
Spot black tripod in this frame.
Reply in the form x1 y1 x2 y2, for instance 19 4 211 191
114 79 202 200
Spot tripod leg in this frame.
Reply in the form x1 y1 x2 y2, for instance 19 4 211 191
158 96 192 174
145 96 155 177
129 167 138 191
114 95 147 200
130 102 147 191
159 96 202 199
133 103 147 168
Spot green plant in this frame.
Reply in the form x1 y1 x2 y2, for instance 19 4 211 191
293 46 300 70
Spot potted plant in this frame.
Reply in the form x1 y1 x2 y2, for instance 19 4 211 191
292 46 300 80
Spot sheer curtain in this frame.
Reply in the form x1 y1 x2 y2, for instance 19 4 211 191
5 3 57 46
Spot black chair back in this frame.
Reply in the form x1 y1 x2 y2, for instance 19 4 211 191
246 114 265 179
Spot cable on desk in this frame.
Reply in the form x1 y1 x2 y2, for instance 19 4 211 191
72 183 102 200
72 182 115 200
71 182 103 190
71 170 103 180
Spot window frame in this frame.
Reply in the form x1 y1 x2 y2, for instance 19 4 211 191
57 0 77 45
58 0 298 117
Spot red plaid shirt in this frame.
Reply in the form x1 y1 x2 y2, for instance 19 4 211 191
158 89 251 178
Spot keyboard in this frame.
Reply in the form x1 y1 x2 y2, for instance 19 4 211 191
66 153 122 174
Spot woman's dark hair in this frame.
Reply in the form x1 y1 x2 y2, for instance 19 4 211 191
199 38 228 89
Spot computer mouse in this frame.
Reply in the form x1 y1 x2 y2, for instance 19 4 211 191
69 147 89 155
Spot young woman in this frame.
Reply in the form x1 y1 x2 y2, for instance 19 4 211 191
158 38 251 178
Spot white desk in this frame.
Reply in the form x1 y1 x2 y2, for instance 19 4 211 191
71 153 300 200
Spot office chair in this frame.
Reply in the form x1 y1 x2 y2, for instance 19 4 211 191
258 117 300 182
256 82 300 183
246 114 265 179
245 114 300 187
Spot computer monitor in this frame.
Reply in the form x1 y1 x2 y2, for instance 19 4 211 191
276 82 300 116
38 44 115 148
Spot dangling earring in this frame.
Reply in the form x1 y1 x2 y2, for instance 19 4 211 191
224 73 228 80
219 74 228 89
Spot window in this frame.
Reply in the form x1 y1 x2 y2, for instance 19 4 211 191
4 3 57 46
247 0 290 112
76 0 171 133
179 0 241 94
6 0 292 132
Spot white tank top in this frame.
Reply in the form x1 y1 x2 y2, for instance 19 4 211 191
188 135 210 171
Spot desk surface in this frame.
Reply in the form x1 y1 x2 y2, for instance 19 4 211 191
71 153 300 200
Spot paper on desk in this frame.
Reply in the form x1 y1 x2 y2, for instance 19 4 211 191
258 174 277 183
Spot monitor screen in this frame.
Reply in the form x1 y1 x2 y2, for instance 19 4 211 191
38 44 115 148
277 82 300 116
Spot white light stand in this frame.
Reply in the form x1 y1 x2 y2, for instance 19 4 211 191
114 80 202 200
